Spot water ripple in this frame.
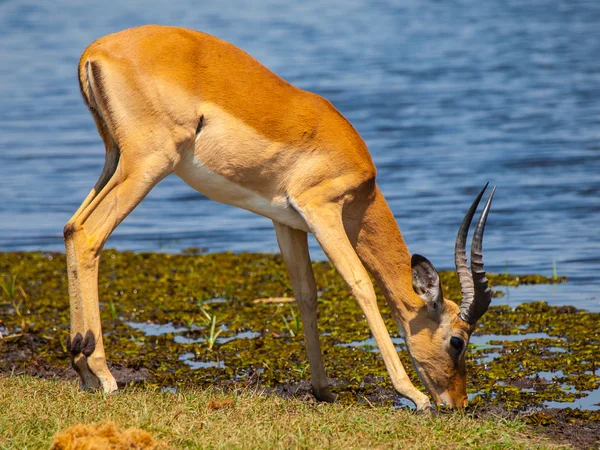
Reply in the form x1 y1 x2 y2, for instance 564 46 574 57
0 0 599 311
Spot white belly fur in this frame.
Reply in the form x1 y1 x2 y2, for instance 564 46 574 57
173 105 310 232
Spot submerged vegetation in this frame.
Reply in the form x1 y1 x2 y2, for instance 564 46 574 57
0 251 597 429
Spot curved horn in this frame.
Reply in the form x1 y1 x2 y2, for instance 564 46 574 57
454 183 489 310
458 186 496 324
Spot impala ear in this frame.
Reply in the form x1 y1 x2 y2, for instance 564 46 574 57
411 254 444 318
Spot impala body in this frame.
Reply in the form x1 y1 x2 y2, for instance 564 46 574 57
64 25 495 410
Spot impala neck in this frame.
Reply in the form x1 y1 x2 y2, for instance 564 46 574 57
349 185 426 331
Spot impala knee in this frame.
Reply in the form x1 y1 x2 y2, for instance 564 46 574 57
64 220 104 259
63 220 87 243
63 221 77 240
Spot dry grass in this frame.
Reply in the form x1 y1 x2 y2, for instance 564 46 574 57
50 421 161 450
0 376 566 449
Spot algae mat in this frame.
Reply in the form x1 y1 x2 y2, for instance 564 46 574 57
0 250 598 424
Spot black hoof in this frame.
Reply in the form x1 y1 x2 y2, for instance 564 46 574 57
415 404 438 415
314 390 337 403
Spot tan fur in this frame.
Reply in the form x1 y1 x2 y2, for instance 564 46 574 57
65 25 478 410
50 421 160 450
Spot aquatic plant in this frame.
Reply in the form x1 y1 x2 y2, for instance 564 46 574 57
281 305 301 338
0 250 596 424
108 299 119 320
200 307 223 351
0 274 28 337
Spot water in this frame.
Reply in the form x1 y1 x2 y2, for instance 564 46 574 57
0 0 599 310
469 334 600 411
129 320 600 410
332 333 599 410
179 353 226 370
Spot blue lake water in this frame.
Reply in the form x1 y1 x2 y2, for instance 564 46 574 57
0 0 598 311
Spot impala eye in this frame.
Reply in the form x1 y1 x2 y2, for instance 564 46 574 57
450 336 464 352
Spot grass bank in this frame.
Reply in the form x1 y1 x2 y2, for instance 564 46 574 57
0 376 562 449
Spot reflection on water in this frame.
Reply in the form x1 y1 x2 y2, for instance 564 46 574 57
179 353 226 370
0 0 598 310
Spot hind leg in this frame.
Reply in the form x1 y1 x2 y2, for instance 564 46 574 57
70 143 120 222
273 221 335 402
64 142 174 392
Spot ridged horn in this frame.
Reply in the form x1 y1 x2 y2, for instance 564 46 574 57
454 183 489 312
458 185 496 324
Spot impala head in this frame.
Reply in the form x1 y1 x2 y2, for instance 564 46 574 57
407 184 496 408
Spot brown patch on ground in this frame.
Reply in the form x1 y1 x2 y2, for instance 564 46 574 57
207 398 235 411
50 421 162 450
111 366 152 386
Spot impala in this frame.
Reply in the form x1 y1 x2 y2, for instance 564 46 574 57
64 25 495 410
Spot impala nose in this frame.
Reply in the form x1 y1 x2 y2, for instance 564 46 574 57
439 392 468 409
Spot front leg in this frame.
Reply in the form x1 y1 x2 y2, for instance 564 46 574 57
294 199 431 410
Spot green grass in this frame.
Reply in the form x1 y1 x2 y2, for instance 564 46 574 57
200 307 223 351
0 376 565 449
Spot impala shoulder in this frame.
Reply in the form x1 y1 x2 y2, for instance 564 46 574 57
305 93 375 166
